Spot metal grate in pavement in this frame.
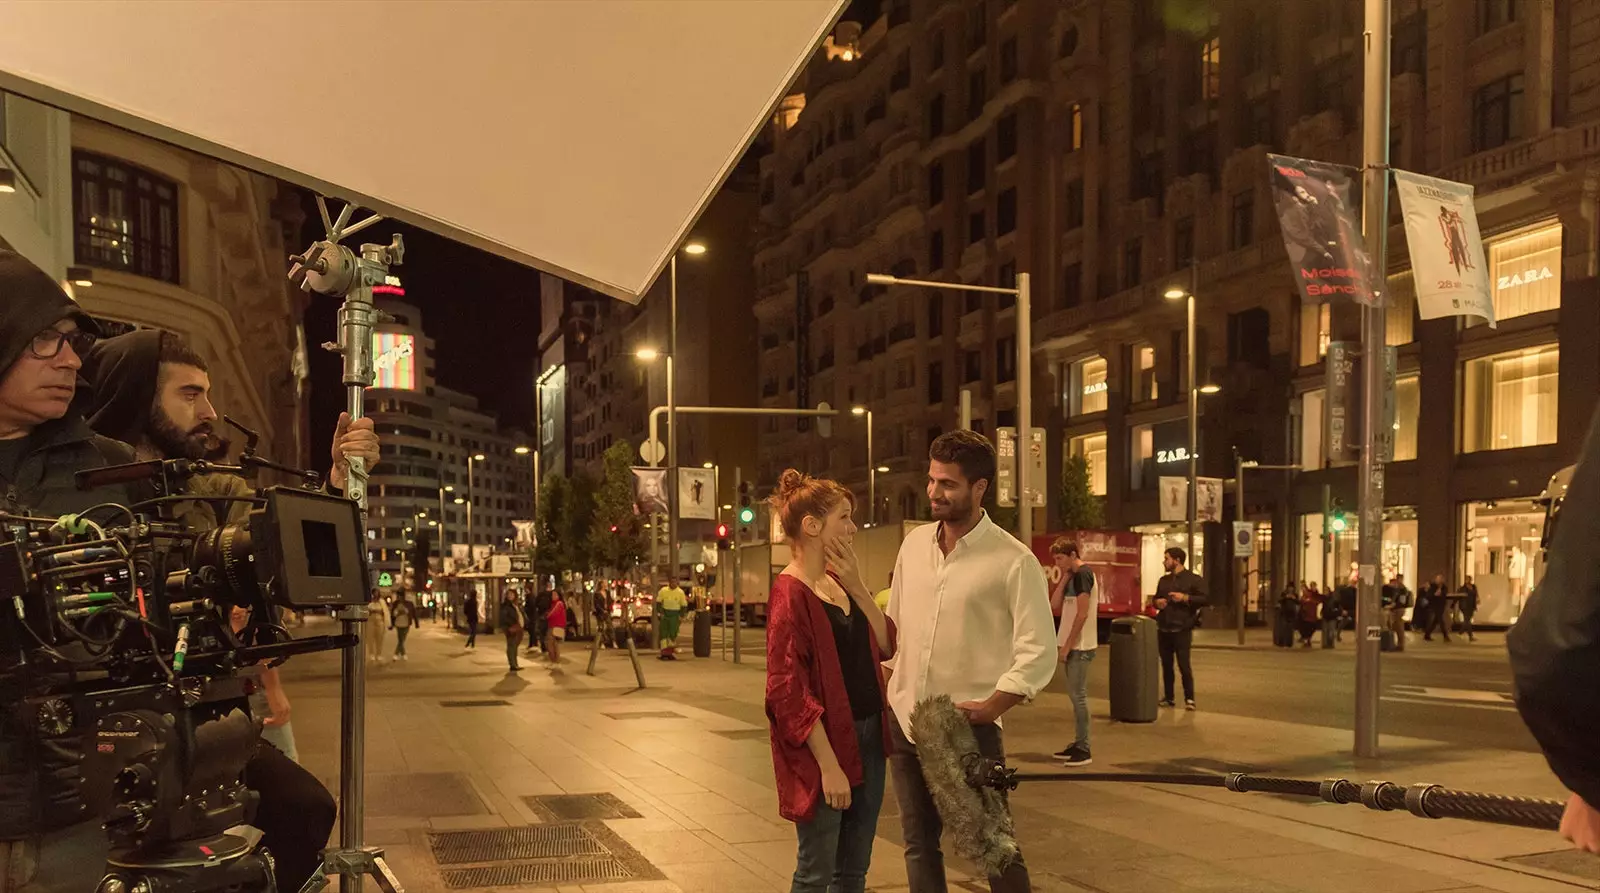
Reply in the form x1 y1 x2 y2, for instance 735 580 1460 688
712 728 770 741
601 710 686 720
429 824 603 864
440 858 629 888
1505 849 1600 880
439 699 511 708
523 792 642 822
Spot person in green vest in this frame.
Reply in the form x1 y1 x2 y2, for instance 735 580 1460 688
657 576 689 660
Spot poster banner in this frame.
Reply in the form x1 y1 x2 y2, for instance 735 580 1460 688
1393 169 1496 327
512 520 537 547
1197 478 1224 523
678 467 717 521
1267 153 1379 306
1158 476 1225 523
631 467 669 515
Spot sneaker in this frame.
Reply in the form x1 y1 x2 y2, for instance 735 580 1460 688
1053 746 1093 767
1160 699 1176 708
1185 699 1197 711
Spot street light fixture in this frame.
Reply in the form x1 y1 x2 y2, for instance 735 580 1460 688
1164 271 1216 564
867 269 1034 542
467 453 486 564
635 347 661 362
851 406 877 526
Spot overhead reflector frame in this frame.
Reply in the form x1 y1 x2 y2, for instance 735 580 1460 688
0 0 844 302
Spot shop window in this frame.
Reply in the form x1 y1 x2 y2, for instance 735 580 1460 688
1480 222 1562 323
1069 432 1109 496
1299 303 1331 366
1462 344 1559 452
1393 374 1420 462
1299 388 1326 471
1067 355 1108 415
1461 498 1545 624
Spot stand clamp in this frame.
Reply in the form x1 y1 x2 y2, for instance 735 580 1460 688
298 847 404 893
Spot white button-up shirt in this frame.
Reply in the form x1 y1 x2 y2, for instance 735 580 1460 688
885 511 1057 741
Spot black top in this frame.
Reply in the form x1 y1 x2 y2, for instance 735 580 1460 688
0 437 27 482
821 599 880 721
1152 569 1209 632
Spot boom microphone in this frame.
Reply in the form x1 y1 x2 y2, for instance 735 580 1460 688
909 696 1020 877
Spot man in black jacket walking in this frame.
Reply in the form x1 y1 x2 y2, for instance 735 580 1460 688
1151 546 1207 710
1509 409 1600 853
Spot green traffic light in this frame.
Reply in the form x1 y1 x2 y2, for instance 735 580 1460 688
739 507 755 524
1330 514 1347 533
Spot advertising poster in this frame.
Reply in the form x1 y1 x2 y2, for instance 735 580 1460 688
1393 169 1496 327
631 467 669 516
1267 153 1379 306
371 332 417 389
678 467 717 521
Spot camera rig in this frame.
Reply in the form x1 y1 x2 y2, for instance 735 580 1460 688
0 443 366 893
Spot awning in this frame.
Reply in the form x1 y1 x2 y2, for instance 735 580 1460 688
0 0 843 302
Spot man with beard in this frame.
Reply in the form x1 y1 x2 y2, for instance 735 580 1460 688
883 430 1056 893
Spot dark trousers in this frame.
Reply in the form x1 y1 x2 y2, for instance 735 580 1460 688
887 711 1030 893
791 716 886 893
1461 609 1476 639
505 632 523 669
1424 603 1452 640
465 618 478 647
1157 629 1195 702
241 740 338 893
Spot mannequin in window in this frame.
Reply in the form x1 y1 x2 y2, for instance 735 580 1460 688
1510 546 1529 603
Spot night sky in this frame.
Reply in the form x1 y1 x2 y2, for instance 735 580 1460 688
300 192 544 457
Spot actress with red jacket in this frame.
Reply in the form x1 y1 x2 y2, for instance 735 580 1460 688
765 469 896 893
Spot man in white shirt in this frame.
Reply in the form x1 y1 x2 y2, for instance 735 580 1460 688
886 430 1057 893
1050 540 1098 766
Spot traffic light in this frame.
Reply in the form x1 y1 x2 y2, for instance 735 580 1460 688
716 523 730 551
738 481 754 525
1328 499 1348 534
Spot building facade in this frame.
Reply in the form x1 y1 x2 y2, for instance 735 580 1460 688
0 96 309 466
755 0 1600 624
363 297 532 586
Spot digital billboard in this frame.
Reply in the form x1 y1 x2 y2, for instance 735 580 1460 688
372 332 417 390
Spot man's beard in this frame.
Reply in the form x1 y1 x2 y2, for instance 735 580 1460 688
929 492 974 523
147 406 214 461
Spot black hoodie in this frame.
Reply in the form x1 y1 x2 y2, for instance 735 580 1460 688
75 327 164 446
0 249 135 519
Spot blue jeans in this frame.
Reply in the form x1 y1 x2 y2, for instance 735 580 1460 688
1064 650 1096 750
792 715 886 893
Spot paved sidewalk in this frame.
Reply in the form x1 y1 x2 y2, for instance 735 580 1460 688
279 618 1596 893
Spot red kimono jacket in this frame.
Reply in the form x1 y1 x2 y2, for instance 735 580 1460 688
764 573 896 823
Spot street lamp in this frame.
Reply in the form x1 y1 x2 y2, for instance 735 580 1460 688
867 270 1034 542
851 406 876 526
1165 272 1221 566
467 453 485 565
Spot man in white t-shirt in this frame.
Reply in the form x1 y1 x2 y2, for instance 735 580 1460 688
1051 540 1098 766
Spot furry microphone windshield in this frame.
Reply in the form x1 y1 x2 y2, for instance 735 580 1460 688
909 695 1021 876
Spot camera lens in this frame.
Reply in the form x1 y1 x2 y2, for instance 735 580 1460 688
188 520 257 606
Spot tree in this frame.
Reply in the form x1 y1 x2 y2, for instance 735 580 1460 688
534 471 598 579
589 442 647 574
1058 454 1105 530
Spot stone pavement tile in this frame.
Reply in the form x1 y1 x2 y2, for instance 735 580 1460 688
425 813 510 831
576 881 681 893
693 810 794 844
632 773 711 796
666 790 752 820
609 827 730 866
660 858 785 892
1069 867 1198 893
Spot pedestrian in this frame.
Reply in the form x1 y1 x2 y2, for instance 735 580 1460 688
390 590 417 660
593 588 614 648
1275 585 1299 648
546 591 567 664
1051 540 1098 767
524 587 541 654
1320 585 1342 649
1422 574 1452 642
499 591 525 672
463 590 479 649
232 605 299 762
764 469 895 893
1298 582 1321 647
1152 546 1207 709
1460 575 1479 642
533 586 553 654
366 588 390 663
657 577 688 660
885 430 1056 893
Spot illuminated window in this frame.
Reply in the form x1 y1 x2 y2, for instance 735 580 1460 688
1482 223 1562 323
1300 388 1326 470
1132 343 1159 402
1069 432 1109 496
1130 423 1155 490
1300 303 1331 366
1386 270 1417 345
1068 356 1109 415
1393 374 1419 461
1463 345 1559 453
1067 103 1083 152
72 152 179 284
1200 36 1222 101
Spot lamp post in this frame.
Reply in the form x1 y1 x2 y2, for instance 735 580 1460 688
635 347 669 573
867 271 1033 543
851 406 874 526
1164 269 1221 566
467 453 485 565
665 240 706 585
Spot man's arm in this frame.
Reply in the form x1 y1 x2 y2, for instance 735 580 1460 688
960 554 1056 724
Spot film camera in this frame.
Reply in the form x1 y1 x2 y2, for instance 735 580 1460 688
0 456 368 893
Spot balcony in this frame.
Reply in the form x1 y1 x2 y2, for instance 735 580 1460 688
1438 121 1600 193
888 322 916 344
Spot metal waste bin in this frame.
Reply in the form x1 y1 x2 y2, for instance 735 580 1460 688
692 610 713 657
1109 615 1159 723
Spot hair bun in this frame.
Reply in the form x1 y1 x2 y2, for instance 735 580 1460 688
777 468 807 496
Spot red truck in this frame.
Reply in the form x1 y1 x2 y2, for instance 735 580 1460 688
1031 531 1145 630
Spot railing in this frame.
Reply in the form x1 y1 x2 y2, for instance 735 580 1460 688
1437 121 1600 192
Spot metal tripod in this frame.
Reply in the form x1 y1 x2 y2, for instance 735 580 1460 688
288 197 404 893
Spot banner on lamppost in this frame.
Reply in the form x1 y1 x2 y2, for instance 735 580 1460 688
512 520 536 547
678 467 717 521
1267 153 1379 307
631 467 669 515
1158 476 1224 523
1393 169 1496 327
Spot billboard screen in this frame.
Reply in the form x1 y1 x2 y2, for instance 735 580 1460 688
372 332 417 390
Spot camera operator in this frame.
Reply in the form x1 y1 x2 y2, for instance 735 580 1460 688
1509 409 1600 854
73 328 381 889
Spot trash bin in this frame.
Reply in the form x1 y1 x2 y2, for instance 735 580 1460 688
693 610 713 658
1109 615 1159 723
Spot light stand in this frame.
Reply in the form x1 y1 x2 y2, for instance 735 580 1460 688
287 197 405 893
